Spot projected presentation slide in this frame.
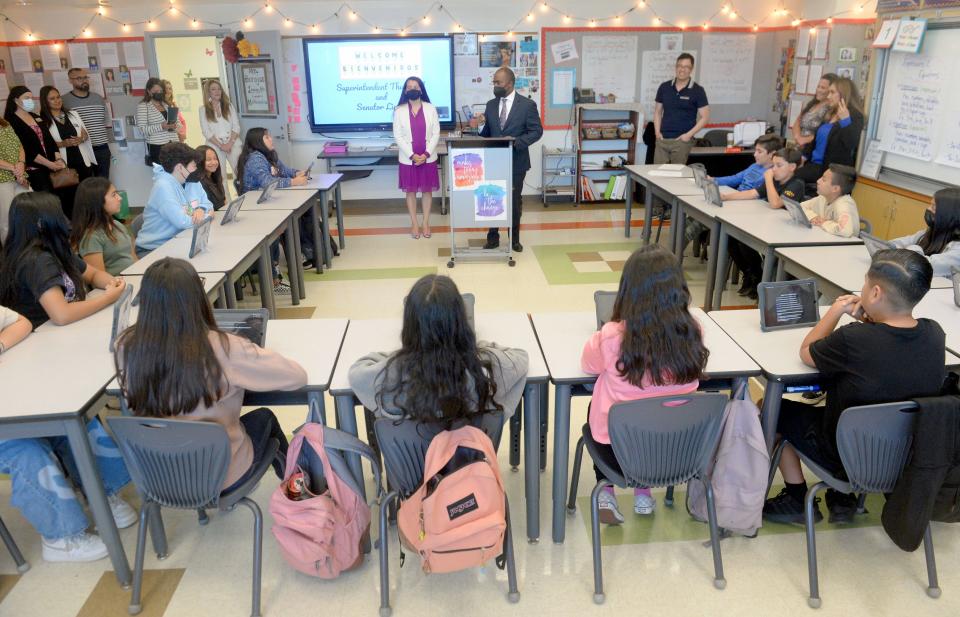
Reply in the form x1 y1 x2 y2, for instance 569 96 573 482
303 36 455 132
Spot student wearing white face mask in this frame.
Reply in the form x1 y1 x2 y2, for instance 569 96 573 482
3 85 66 198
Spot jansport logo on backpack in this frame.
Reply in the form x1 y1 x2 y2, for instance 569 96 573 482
397 425 507 574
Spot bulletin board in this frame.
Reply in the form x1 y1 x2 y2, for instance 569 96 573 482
0 38 151 148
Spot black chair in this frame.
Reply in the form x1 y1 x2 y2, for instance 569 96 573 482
374 412 519 616
567 393 728 603
702 129 732 147
770 401 941 608
108 417 277 617
0 515 28 573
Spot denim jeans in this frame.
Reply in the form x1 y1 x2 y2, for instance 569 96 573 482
0 418 131 540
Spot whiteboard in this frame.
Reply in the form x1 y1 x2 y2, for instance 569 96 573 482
874 27 960 185
698 35 756 105
581 36 637 102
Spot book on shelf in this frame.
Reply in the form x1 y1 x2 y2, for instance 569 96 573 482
602 176 617 200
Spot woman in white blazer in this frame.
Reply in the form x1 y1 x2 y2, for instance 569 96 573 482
199 79 242 196
393 77 440 239
39 86 96 219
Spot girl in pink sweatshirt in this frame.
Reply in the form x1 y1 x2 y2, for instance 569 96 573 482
581 245 709 524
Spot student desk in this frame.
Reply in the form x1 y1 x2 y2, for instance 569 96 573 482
0 303 132 585
711 203 863 311
529 308 761 543
328 313 550 542
913 289 960 356
279 173 345 270
242 187 320 297
121 230 277 317
623 165 701 241
181 209 300 309
708 309 960 451
673 191 729 311
775 244 954 301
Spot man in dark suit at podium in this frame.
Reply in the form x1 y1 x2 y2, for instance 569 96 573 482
477 67 543 252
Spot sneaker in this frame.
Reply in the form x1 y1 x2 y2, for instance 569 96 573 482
634 493 656 515
273 280 291 296
108 494 138 529
762 488 823 525
41 532 109 563
825 489 858 524
597 491 625 525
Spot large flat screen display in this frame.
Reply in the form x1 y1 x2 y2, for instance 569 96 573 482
303 35 455 132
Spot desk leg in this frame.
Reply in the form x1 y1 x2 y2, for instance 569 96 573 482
214 283 226 309
761 381 784 452
642 185 654 245
257 246 277 318
523 383 540 543
66 418 131 586
335 184 345 249
761 246 777 283
224 277 238 308
335 394 365 499
775 259 787 281
539 382 548 472
308 391 327 425
675 205 687 261
669 198 681 255
283 223 300 306
313 195 329 271
711 228 729 311
703 220 721 311
624 176 633 238
551 383 572 544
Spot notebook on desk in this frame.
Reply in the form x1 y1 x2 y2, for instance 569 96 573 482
782 197 811 228
758 279 820 332
189 216 213 258
861 232 895 256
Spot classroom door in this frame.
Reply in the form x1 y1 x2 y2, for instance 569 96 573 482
150 34 231 149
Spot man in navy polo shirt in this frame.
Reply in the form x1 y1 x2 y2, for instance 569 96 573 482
653 53 710 164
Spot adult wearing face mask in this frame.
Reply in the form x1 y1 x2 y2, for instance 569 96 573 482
476 67 543 252
4 86 65 197
891 188 960 278
135 142 212 257
136 77 181 166
393 76 440 239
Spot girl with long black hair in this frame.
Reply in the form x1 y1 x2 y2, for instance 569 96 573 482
0 191 125 328
348 274 528 426
70 177 136 275
237 127 307 191
581 244 709 524
892 187 960 278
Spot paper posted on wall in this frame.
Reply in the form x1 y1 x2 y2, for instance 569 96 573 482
551 39 578 64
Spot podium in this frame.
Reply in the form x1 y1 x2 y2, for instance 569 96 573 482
445 137 515 267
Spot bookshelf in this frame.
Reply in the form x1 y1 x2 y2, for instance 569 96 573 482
541 146 576 206
575 103 641 205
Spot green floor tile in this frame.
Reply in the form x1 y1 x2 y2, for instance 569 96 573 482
533 242 639 285
303 266 437 282
578 487 886 546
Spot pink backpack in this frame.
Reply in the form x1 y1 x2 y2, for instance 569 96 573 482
270 423 377 578
397 425 507 574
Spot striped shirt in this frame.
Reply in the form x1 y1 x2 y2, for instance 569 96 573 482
136 101 178 146
61 91 110 147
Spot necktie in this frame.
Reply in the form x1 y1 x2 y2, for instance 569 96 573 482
499 98 508 129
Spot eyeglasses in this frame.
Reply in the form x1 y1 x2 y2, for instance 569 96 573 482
71 76 89 81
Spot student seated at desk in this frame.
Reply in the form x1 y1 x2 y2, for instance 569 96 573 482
891 187 960 278
115 258 307 491
801 164 860 238
725 147 806 300
70 177 137 276
195 144 227 211
348 274 528 424
135 142 213 256
0 192 126 329
581 245 708 524
709 134 783 191
0 305 137 563
763 249 945 525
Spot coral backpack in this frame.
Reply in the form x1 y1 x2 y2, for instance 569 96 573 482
397 425 507 574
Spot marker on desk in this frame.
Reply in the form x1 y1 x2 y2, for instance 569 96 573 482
785 384 821 393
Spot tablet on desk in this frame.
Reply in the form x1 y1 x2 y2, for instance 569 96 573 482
703 179 723 207
220 194 245 225
257 177 280 204
758 279 820 332
594 290 616 330
109 283 135 352
304 161 314 180
782 197 811 228
690 163 707 188
861 232 895 257
214 309 268 346
189 216 213 258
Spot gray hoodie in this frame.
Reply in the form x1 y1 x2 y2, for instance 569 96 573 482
891 230 960 278
347 341 529 421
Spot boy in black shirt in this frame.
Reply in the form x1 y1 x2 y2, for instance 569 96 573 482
727 147 806 299
764 249 946 524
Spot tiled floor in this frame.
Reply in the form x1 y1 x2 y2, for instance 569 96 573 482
2 199 959 616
